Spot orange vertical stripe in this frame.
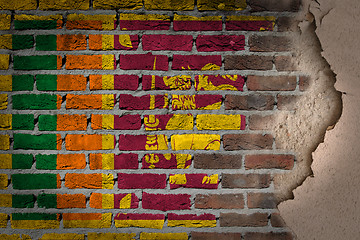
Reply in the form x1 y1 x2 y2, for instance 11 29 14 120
66 94 103 109
64 173 103 189
66 55 102 70
57 75 87 91
57 34 86 51
57 194 86 208
57 154 86 170
89 75 102 90
65 134 103 150
57 114 87 131
89 35 103 50
57 174 61 188
91 115 103 130
56 134 62 150
89 193 103 209
57 55 62 69
57 95 62 109
89 153 103 169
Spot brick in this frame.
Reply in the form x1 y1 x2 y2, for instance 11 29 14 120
0 0 36 10
66 55 115 70
225 94 275 110
244 232 293 240
248 0 300 12
89 34 139 51
0 54 9 69
119 94 168 110
0 75 34 92
172 95 222 110
196 35 245 52
40 233 85 240
197 114 245 130
220 213 268 227
144 0 194 10
249 114 275 130
118 134 168 151
171 134 220 150
142 153 192 169
93 0 142 9
299 76 311 91
169 174 218 189
245 154 295 170
277 95 301 110
144 114 193 130
91 114 141 130
0 135 9 150
89 153 138 170
39 114 87 131
143 75 191 91
278 16 299 32
36 154 86 170
89 193 139 209
0 154 33 169
11 213 60 229
195 74 244 91
63 213 111 228
120 53 168 70
226 16 276 31
270 213 287 227
38 193 86 209
142 192 191 211
118 173 166 189
140 233 188 240
143 35 193 51
13 94 61 110
14 55 61 70
167 213 216 228
247 192 279 209
0 174 7 189
0 194 35 208
174 14 222 31
39 0 89 10
0 234 32 239
67 14 116 30
197 0 246 10
90 75 139 90
36 35 86 51
13 134 61 150
66 94 115 110
194 154 242 169
120 14 170 30
224 55 273 70
114 213 165 229
274 56 298 71
0 14 11 30
191 232 242 240
65 134 115 151
223 134 273 150
0 114 34 130
0 94 7 110
0 35 33 50
195 194 244 209
0 194 10 206
222 174 271 188
172 55 221 70
14 15 63 30
249 35 292 52
246 75 296 91
88 233 137 240
12 174 60 190
65 173 113 189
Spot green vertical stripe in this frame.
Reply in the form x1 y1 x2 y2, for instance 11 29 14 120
12 174 59 190
11 213 58 220
36 75 58 91
36 154 57 170
12 195 35 208
12 114 34 130
12 94 58 110
38 115 57 131
12 75 34 91
13 55 59 70
14 20 58 30
36 35 57 51
12 35 33 50
12 154 33 169
13 134 59 150
37 193 57 209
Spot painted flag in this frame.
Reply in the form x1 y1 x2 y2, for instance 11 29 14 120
37 193 86 209
118 135 168 151
14 56 62 70
66 94 115 110
0 194 35 208
0 154 33 169
36 75 86 91
226 16 276 31
63 213 112 228
14 14 62 30
173 14 222 31
0 114 34 130
36 35 86 51
12 174 61 190
89 193 139 209
167 213 216 228
114 213 165 229
13 134 62 150
142 75 191 90
119 94 168 110
0 75 34 91
89 34 139 50
89 75 139 91
11 213 60 229
66 55 116 70
89 153 138 170
65 134 115 151
143 114 193 131
0 174 7 189
38 115 87 131
67 14 116 30
142 153 192 169
36 154 86 170
172 95 222 110
169 174 219 189
196 114 246 130
172 55 221 71
142 192 191 211
195 75 245 91
91 114 141 130
0 35 33 50
65 173 113 189
119 14 170 30
171 134 221 151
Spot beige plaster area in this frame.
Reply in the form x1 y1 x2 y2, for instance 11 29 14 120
279 0 360 239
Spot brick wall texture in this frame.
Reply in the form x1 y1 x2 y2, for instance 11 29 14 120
0 0 303 239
